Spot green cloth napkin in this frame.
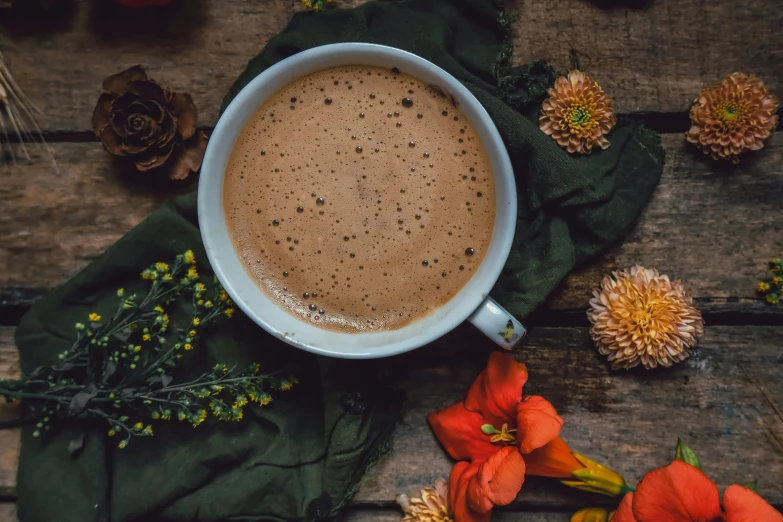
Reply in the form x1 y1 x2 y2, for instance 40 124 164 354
15 197 402 522
14 1 662 521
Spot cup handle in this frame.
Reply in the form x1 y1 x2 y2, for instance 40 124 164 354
467 296 526 350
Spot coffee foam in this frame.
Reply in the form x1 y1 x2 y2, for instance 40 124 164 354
224 66 495 332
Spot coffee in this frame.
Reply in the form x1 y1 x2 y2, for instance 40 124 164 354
224 66 495 332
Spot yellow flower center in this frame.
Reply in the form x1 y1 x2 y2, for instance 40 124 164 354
481 423 517 445
565 103 594 129
631 300 658 329
716 101 747 127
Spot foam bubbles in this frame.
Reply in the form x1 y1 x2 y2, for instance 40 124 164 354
223 65 495 333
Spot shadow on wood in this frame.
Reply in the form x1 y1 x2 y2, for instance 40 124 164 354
87 0 208 43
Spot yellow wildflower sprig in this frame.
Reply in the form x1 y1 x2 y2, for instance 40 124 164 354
301 0 335 11
757 258 782 305
0 250 295 449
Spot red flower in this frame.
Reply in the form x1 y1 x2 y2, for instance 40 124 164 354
118 0 172 7
428 352 579 522
613 460 783 522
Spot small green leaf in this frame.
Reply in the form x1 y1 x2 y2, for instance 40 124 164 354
744 480 758 493
69 383 98 416
481 424 499 435
675 438 701 470
112 328 132 343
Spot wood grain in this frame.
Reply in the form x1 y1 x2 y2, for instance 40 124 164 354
0 143 193 292
0 504 17 522
545 131 783 314
2 135 781 316
0 328 20 500
510 0 783 116
0 0 780 133
352 325 783 508
1 325 781 507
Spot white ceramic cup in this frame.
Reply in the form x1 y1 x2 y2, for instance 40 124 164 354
199 43 525 358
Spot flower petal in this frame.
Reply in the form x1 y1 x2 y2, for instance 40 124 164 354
515 395 563 454
450 462 491 522
523 437 581 478
135 141 175 171
168 130 208 180
91 93 116 136
102 65 148 95
612 493 638 522
723 484 783 522
98 126 127 156
465 352 528 426
428 402 497 463
127 79 168 104
467 446 526 511
633 461 721 522
168 92 198 140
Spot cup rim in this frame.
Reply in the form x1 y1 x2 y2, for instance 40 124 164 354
199 43 516 358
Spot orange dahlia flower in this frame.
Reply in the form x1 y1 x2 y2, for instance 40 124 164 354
686 73 779 164
613 460 783 522
587 266 704 370
428 352 625 522
539 70 616 154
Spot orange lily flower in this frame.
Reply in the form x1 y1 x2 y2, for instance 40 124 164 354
428 352 579 522
613 460 783 522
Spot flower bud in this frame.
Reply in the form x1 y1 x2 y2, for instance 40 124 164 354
570 508 611 522
562 453 630 497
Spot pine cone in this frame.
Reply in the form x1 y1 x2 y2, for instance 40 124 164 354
92 65 208 180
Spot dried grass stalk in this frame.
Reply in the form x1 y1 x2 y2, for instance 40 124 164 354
0 50 58 172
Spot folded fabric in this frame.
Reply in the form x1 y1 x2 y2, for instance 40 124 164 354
15 196 403 522
15 0 662 521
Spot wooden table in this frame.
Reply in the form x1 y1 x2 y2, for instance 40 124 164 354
1 1 782 521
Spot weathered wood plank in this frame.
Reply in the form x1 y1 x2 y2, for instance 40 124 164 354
0 143 193 292
511 0 783 116
0 504 18 522
0 0 780 133
0 328 20 500
545 132 783 312
2 135 781 315
1 325 781 507
354 325 783 508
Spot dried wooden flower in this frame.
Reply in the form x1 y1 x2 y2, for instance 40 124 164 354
686 73 779 164
587 266 704 370
92 65 208 180
539 70 616 154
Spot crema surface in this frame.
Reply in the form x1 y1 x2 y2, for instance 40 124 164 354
224 66 495 332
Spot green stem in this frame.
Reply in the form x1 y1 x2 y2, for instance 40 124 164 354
0 389 71 404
